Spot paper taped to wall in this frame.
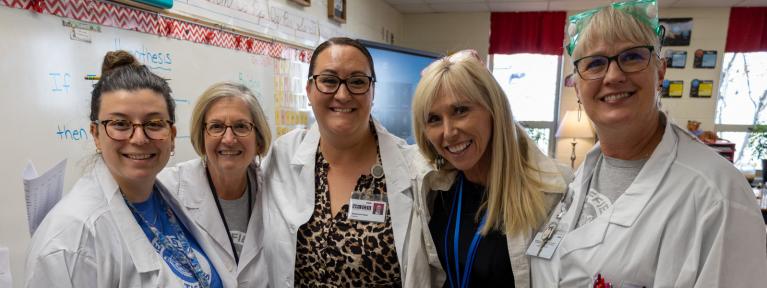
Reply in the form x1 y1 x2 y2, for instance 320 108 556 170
23 159 67 236
0 246 11 287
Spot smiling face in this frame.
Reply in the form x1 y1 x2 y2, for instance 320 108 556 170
91 89 176 187
425 90 493 181
307 44 374 138
203 97 258 177
574 40 665 131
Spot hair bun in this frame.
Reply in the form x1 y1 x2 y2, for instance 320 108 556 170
101 50 141 76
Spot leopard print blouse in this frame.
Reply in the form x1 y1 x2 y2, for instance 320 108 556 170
293 143 402 287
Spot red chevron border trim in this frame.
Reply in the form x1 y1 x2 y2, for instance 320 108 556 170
0 0 310 62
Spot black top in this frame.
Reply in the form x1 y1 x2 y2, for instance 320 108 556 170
428 175 515 288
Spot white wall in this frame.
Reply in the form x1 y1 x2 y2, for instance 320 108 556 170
400 12 490 59
273 0 404 44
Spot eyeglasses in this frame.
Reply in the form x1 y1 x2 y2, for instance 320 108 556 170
205 122 255 137
95 119 174 141
309 74 374 94
573 46 655 80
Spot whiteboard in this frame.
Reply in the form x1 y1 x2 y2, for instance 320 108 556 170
0 6 276 286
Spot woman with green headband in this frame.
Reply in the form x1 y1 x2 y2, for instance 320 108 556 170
530 0 767 287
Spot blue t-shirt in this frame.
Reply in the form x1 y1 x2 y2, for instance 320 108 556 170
132 188 223 288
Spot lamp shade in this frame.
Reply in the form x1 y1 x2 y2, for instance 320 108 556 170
556 110 593 139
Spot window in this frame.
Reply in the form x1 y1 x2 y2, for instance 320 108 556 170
716 52 767 165
491 53 562 155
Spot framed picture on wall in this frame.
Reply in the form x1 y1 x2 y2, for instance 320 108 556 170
661 80 684 98
327 0 346 23
693 49 717 68
690 79 714 97
663 50 687 68
660 18 693 46
289 0 311 6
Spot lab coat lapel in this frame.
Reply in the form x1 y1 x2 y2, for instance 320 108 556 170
375 121 414 266
96 160 161 274
609 117 678 227
559 144 607 256
289 124 321 226
180 162 236 266
238 165 265 273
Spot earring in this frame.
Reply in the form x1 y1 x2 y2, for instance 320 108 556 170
96 148 101 154
435 155 445 170
170 150 175 157
577 98 583 121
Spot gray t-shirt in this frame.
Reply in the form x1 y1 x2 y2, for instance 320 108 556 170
219 189 251 257
576 155 647 228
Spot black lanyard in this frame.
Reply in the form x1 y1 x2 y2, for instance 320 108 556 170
205 168 252 264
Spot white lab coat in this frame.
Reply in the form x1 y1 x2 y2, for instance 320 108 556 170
25 158 235 288
531 117 767 287
261 121 428 287
406 135 572 288
158 158 267 288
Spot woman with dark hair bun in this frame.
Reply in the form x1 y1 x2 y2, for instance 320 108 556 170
25 50 230 288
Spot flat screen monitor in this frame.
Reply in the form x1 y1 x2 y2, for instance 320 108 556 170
360 40 441 144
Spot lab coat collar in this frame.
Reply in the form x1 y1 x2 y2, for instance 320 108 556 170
237 164 266 273
175 159 264 271
559 113 678 256
287 120 415 266
95 159 161 273
609 114 677 227
375 120 415 266
173 159 234 268
291 123 321 166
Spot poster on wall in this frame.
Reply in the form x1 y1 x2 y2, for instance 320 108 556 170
660 18 693 46
693 49 717 68
690 79 713 98
661 80 684 98
664 50 687 68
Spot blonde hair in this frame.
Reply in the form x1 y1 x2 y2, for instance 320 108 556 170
412 55 551 235
572 7 662 68
190 82 272 157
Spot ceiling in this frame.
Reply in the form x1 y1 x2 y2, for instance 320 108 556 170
382 0 767 14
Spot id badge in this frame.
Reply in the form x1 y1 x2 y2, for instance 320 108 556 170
347 192 387 223
525 228 565 259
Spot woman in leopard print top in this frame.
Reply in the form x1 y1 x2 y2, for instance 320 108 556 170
261 37 431 287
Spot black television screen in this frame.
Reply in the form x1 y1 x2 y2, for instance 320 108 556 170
360 40 441 144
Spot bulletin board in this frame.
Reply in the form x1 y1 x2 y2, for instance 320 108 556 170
0 1 310 286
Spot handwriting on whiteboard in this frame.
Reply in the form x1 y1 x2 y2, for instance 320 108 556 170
132 46 172 72
238 72 263 101
56 125 89 141
204 0 269 18
49 72 71 93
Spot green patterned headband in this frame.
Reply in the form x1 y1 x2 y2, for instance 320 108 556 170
565 0 663 56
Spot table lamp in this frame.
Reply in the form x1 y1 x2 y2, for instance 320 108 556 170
556 110 593 168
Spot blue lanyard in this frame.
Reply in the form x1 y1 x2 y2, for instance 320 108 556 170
443 174 488 288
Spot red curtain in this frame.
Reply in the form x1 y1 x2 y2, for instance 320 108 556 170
725 7 767 52
489 11 566 55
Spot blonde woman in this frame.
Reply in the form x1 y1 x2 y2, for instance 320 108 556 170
408 50 572 287
159 82 271 287
531 0 767 286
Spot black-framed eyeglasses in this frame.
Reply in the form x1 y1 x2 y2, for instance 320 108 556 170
573 45 656 80
95 119 174 141
309 74 374 95
205 122 255 137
